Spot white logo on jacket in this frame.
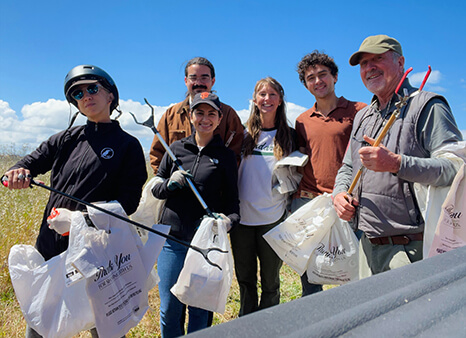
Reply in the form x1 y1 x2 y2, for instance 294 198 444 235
101 148 114 159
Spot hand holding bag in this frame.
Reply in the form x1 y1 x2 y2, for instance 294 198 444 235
171 216 233 313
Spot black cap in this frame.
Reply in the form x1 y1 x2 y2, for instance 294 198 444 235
190 92 221 111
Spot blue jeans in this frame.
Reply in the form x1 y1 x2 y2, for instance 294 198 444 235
290 197 323 297
158 239 210 338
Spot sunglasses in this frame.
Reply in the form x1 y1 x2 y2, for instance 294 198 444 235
71 84 102 101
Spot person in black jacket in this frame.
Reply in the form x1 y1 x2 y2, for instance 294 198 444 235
3 65 147 338
152 92 239 337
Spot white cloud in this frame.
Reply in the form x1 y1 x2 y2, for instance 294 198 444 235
287 102 308 124
409 70 442 86
0 99 173 155
0 98 308 156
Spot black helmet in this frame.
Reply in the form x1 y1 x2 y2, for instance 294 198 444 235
64 65 119 112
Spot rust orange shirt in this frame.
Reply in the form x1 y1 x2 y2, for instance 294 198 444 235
294 97 367 197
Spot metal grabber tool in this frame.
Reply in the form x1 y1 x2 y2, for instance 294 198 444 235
2 175 226 270
128 98 228 261
129 98 218 218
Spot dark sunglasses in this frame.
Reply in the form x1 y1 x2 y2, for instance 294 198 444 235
71 84 101 101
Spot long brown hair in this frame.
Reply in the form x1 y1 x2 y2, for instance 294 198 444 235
243 77 295 160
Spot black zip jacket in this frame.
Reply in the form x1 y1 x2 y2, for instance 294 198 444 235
153 133 240 242
10 120 147 260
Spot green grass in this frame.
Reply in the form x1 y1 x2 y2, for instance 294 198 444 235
0 155 332 337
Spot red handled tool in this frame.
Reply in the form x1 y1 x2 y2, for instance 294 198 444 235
347 66 432 196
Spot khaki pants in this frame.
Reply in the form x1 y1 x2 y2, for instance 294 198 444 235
359 233 423 279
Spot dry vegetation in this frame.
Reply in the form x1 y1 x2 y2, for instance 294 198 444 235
0 155 328 337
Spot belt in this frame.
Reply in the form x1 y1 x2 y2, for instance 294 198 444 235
369 233 423 245
300 190 316 199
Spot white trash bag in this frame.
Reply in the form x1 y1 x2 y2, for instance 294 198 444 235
306 216 359 285
429 164 466 257
8 202 169 338
171 216 233 313
263 193 336 275
130 176 166 244
9 211 97 338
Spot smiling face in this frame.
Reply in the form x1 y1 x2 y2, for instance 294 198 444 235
185 64 216 98
190 103 222 137
253 83 282 122
359 50 404 106
75 83 113 123
304 64 338 99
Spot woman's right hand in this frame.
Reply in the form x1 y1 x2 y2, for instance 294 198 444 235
167 170 192 191
2 168 32 190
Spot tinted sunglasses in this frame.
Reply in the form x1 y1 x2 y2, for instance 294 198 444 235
71 84 101 101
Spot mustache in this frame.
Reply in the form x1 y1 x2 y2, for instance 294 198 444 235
192 85 208 91
366 70 381 79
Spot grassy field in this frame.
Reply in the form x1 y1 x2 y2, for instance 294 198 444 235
0 155 322 337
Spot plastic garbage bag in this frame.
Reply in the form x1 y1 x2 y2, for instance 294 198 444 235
429 164 466 257
171 216 233 313
306 216 359 285
263 193 335 275
130 177 166 244
8 202 169 338
9 211 97 338
420 141 466 257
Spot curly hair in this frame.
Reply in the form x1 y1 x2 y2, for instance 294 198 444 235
243 77 295 160
296 50 338 86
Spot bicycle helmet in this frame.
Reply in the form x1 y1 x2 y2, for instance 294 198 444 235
64 65 119 112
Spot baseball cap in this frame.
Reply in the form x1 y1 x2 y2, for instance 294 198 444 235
349 34 403 66
191 92 221 111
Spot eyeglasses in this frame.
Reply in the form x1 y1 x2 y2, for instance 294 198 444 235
187 75 211 83
71 84 101 101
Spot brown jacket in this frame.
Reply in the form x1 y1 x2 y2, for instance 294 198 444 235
149 97 244 174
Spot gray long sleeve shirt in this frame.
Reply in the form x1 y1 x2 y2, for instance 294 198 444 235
334 86 462 196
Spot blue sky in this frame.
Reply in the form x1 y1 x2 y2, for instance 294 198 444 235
1 0 465 154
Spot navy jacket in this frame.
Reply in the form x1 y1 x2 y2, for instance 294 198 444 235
153 133 240 242
10 120 147 260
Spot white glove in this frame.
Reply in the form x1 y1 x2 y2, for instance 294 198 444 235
47 208 73 235
167 170 192 191
212 213 232 235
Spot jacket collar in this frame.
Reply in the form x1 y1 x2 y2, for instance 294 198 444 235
85 120 119 132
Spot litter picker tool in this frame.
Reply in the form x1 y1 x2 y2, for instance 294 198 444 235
347 66 432 196
1 175 227 270
263 66 433 279
128 98 217 219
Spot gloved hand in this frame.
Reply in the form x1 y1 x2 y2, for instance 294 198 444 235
47 207 73 236
167 169 192 191
212 213 232 235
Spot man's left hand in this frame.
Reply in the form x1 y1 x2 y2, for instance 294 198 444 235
359 135 401 173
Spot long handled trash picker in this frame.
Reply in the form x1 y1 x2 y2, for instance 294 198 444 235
1 176 227 270
129 98 217 218
263 66 433 279
347 66 432 196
